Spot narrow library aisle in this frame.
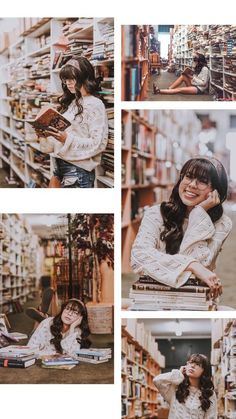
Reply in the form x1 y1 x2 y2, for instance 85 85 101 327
122 25 236 102
0 213 114 383
121 318 236 419
122 110 236 310
0 18 114 188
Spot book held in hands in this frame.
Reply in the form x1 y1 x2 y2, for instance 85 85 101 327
27 106 71 132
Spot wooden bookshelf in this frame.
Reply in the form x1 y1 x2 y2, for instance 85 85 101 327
211 318 236 418
121 25 150 101
0 214 40 314
0 17 114 187
122 109 202 273
121 319 165 419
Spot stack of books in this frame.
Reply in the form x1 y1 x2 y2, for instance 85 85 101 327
41 354 79 370
129 275 217 311
76 347 112 364
0 345 36 368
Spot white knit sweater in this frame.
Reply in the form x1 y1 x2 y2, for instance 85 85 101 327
28 317 81 358
191 67 210 92
153 370 217 419
131 204 232 288
40 95 108 172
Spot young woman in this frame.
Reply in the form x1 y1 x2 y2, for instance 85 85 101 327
38 56 108 188
28 298 91 357
153 53 210 96
131 157 232 296
153 353 217 418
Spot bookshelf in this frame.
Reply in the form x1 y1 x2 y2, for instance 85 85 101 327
121 319 165 419
121 25 150 101
0 17 114 187
0 214 40 314
172 25 236 100
122 109 201 272
211 318 236 418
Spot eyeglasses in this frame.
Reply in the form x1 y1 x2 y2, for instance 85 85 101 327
180 174 211 191
64 306 80 316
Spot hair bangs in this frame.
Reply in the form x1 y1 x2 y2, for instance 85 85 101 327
182 158 217 184
59 64 79 81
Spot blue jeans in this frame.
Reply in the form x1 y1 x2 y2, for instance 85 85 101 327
53 158 95 188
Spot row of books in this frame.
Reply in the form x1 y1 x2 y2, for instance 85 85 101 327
129 275 217 311
0 345 111 369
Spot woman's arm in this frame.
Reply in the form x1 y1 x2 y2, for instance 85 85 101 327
61 330 82 358
153 370 184 404
131 206 197 288
179 206 232 267
56 100 108 161
205 392 217 419
27 318 51 350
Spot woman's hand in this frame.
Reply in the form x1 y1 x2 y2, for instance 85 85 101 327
44 126 67 143
70 315 83 333
198 189 220 211
187 261 222 298
180 365 187 375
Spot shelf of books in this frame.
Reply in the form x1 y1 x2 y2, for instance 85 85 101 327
172 25 236 100
122 109 200 272
0 17 114 187
0 214 40 314
121 318 165 419
211 318 236 418
121 25 150 101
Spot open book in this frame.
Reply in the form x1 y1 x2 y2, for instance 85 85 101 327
27 106 71 132
182 66 194 77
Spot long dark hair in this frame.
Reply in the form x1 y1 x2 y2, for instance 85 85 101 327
176 354 214 412
194 53 208 76
59 57 98 117
160 157 228 254
50 298 91 353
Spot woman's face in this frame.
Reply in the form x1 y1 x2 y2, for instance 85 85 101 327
186 361 204 379
178 173 213 208
61 304 81 325
63 78 76 94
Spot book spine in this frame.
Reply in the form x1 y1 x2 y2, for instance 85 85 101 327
129 294 208 302
132 284 208 293
0 359 27 368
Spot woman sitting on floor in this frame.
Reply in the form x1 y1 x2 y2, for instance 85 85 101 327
153 53 210 96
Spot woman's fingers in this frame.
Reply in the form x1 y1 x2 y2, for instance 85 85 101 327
207 275 222 298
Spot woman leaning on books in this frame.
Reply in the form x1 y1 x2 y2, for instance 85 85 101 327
38 57 108 188
131 157 232 298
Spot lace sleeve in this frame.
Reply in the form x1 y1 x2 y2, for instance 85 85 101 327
131 206 196 288
61 330 81 357
204 392 217 419
192 67 210 87
27 318 51 350
153 370 184 404
180 206 232 267
57 100 108 161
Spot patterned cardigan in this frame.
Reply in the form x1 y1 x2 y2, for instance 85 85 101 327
131 204 232 288
28 317 81 358
40 95 108 172
153 369 217 419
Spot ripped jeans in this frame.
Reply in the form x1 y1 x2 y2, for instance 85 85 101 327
53 158 95 188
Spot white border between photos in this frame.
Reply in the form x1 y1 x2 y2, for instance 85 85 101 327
1 1 236 419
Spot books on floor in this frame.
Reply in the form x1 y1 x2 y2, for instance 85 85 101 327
40 354 79 369
0 345 36 368
129 275 217 311
76 347 112 364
